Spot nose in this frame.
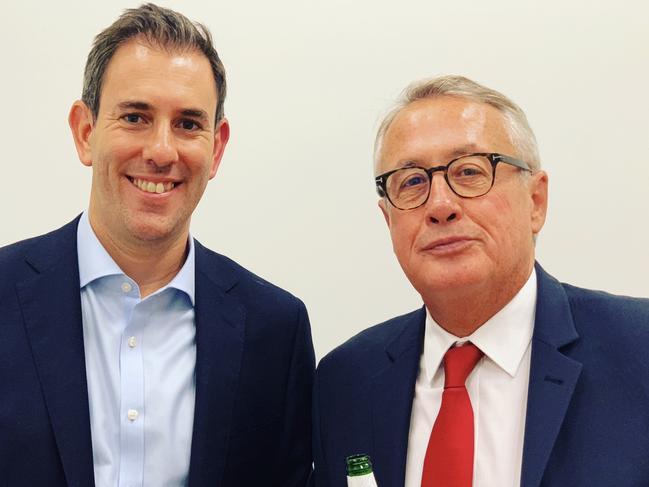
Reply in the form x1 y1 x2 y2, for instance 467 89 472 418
424 173 462 224
142 122 179 170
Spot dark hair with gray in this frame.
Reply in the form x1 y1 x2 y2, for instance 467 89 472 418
374 75 540 173
82 3 226 123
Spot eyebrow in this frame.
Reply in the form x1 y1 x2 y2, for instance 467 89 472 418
449 144 483 158
180 109 210 125
390 144 487 171
116 101 211 126
117 101 151 111
400 161 418 169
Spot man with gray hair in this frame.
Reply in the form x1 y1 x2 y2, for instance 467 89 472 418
311 75 649 486
0 4 314 486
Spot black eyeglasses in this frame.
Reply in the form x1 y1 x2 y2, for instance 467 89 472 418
375 152 532 210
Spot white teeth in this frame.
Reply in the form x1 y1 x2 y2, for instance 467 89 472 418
130 177 176 194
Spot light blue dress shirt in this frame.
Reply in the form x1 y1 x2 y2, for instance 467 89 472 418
77 212 196 487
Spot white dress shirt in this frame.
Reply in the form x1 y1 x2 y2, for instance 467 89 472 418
404 270 537 487
77 212 196 487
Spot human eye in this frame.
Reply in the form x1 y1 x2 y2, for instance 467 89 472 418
177 119 203 132
450 159 489 180
458 166 484 177
449 157 492 192
390 169 428 197
123 113 142 123
400 172 427 188
120 112 148 126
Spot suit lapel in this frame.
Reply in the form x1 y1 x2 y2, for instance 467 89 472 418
16 218 96 487
521 264 583 487
188 242 246 487
371 308 425 487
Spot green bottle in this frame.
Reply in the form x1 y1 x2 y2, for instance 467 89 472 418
346 454 378 487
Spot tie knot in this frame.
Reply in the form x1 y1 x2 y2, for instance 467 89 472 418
443 343 483 388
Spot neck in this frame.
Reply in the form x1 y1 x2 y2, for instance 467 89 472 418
423 266 534 337
88 215 189 298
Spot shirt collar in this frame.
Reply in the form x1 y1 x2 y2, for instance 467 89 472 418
423 269 537 382
77 211 196 305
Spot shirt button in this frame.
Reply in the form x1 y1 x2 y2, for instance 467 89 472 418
128 336 137 348
121 282 132 293
127 409 139 421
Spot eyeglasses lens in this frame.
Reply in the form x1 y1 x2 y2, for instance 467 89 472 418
386 155 494 209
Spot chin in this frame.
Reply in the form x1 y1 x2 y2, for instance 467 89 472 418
407 258 491 294
415 272 485 295
124 216 181 243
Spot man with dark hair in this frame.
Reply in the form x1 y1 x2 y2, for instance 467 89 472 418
0 4 314 486
311 75 649 487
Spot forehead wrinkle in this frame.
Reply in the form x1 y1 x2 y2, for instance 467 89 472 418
379 98 513 175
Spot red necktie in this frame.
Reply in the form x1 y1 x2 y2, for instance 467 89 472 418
421 343 483 487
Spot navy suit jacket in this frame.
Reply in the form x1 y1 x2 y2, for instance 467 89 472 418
0 217 315 487
312 264 649 486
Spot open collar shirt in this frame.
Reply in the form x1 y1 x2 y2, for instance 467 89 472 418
77 211 196 487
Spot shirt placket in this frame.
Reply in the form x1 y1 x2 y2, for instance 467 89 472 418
118 280 145 487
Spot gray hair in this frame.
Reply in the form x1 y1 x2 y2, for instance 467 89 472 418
374 75 540 173
82 3 226 123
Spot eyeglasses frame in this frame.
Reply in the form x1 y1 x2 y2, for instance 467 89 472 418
374 152 532 210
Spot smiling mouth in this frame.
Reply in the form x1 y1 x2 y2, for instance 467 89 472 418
127 177 177 194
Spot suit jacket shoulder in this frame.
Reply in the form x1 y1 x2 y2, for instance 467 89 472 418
313 308 425 487
562 281 649 338
0 218 80 285
525 266 649 487
190 239 316 487
318 308 424 381
543 275 649 382
193 239 306 318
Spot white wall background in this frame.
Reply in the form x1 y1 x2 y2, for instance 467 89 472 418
2 0 648 359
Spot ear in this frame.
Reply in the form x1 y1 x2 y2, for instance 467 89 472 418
209 117 230 179
378 198 391 227
68 100 95 167
529 170 548 234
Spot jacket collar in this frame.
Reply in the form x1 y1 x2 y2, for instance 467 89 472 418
372 307 426 487
187 240 246 487
521 262 582 487
17 216 96 487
